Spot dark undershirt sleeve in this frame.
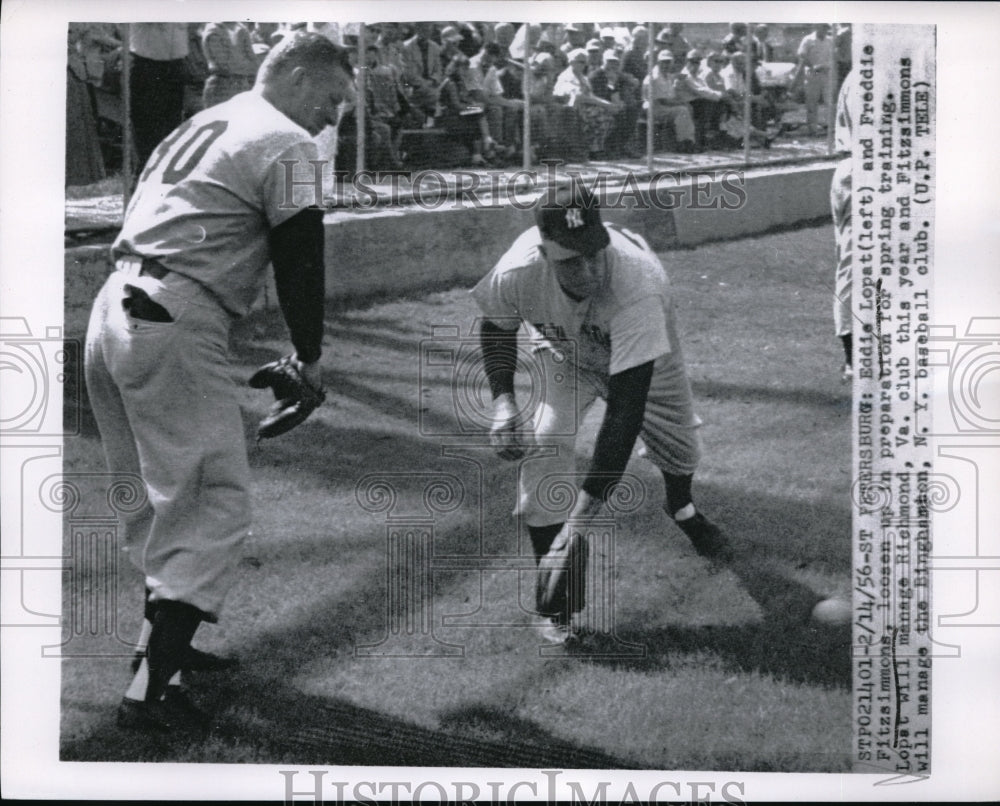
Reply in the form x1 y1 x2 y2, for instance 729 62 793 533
268 207 325 364
582 360 655 501
480 319 519 399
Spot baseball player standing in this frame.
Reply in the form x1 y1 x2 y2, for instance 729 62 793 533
472 186 728 644
85 32 353 732
832 69 854 380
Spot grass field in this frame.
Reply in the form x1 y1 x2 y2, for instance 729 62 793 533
60 223 853 771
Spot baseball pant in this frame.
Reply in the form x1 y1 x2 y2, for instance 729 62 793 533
85 265 251 620
516 345 701 528
831 158 852 337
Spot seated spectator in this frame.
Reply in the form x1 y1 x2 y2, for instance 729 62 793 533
552 48 623 159
585 39 604 73
436 53 492 166
493 22 516 59
401 22 443 120
754 24 775 62
496 58 528 156
536 29 568 72
599 27 621 55
674 49 726 148
722 49 773 130
702 51 728 92
364 44 408 167
721 22 762 62
526 53 558 158
438 25 465 71
201 22 257 108
639 50 697 153
456 22 482 58
468 42 509 154
622 25 650 81
589 49 641 157
654 24 689 71
718 51 775 148
560 24 588 58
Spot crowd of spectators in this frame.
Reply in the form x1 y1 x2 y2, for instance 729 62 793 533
67 21 851 185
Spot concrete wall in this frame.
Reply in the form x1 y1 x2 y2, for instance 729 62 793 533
322 162 835 304
65 161 835 317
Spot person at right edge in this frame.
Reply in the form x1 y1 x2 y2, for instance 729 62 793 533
832 69 854 381
472 186 729 645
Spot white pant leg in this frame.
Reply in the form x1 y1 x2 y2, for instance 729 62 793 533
85 271 252 619
516 347 597 528
805 70 827 130
831 159 853 337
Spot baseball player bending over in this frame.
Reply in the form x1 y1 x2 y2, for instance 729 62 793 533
472 186 729 644
85 33 353 732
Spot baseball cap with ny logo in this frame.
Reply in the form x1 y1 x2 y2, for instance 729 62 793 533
534 185 611 259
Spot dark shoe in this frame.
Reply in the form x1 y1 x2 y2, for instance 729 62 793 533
675 512 732 560
117 689 210 733
131 646 238 675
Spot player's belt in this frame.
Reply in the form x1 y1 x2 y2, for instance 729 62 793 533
116 255 169 279
836 150 851 159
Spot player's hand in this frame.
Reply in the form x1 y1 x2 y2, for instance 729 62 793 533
292 354 323 391
490 393 526 461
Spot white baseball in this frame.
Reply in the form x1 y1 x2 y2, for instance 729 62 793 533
811 597 852 626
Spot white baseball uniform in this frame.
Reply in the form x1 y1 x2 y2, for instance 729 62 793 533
472 224 701 527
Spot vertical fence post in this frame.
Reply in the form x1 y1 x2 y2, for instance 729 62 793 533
826 21 837 155
522 23 532 171
743 24 752 165
646 22 654 175
122 24 132 208
356 23 366 177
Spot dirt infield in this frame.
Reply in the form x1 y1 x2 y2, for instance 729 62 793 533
60 223 852 770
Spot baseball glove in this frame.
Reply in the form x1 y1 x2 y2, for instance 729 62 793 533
248 355 325 440
535 526 589 617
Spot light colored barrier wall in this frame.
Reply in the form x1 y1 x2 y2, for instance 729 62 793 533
65 162 836 318
322 162 835 303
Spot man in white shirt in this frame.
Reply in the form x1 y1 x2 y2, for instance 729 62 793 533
472 186 728 643
795 23 834 136
640 50 697 152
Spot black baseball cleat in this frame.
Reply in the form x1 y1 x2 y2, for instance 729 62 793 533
675 512 733 561
131 646 239 675
116 688 210 733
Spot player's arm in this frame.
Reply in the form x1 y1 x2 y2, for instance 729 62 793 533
480 319 525 460
268 207 325 385
572 360 655 520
